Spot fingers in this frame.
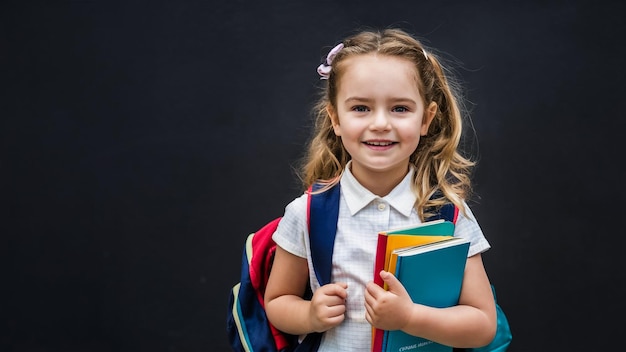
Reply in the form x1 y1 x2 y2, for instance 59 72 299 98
364 271 412 329
323 286 347 312
364 271 390 312
329 282 348 298
309 282 348 331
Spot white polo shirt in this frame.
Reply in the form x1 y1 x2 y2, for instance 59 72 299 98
273 165 490 351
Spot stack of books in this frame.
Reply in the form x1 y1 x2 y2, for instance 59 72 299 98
372 219 470 352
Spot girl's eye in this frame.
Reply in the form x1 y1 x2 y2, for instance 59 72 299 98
352 105 369 112
392 106 409 113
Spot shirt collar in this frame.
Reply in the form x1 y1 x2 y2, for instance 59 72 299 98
340 162 417 217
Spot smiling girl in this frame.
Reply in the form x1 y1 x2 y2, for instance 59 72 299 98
264 28 497 351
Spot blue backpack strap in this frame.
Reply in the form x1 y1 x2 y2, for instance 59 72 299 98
425 190 459 224
294 182 341 352
307 182 341 286
426 202 459 223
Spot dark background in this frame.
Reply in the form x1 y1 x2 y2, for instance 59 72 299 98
3 1 625 351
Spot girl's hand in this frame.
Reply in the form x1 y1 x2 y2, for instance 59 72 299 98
308 282 348 332
364 270 414 331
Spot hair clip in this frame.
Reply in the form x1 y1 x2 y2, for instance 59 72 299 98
317 43 344 79
422 48 428 60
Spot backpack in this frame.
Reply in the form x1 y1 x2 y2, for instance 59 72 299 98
226 183 511 352
227 183 340 352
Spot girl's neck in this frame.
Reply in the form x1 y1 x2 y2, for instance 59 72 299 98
349 163 409 197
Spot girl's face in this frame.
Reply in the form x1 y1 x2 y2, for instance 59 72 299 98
331 53 436 186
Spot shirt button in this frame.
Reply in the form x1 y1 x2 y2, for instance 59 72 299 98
377 203 386 211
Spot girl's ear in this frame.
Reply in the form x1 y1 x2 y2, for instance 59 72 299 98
420 102 437 136
327 104 341 136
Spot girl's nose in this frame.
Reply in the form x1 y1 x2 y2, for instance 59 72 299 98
370 110 391 131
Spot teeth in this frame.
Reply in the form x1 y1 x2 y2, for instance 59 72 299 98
367 141 393 146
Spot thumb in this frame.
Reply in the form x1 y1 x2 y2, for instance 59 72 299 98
380 270 407 295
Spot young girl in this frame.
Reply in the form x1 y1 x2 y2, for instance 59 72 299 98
264 28 497 351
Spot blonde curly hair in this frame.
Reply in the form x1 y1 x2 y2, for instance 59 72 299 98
299 28 475 220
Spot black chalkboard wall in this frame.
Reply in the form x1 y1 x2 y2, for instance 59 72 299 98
3 1 625 351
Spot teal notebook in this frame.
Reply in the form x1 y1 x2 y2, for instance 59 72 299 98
382 237 470 352
384 219 455 236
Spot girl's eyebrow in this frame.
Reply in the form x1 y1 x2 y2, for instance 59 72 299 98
344 96 417 104
344 96 372 103
389 97 417 105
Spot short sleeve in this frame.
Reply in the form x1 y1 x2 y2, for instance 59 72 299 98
272 192 309 258
454 202 491 257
